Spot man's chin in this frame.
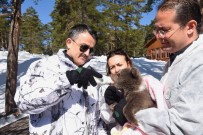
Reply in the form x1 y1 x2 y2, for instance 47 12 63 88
77 59 87 66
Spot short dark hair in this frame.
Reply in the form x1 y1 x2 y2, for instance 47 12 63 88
157 0 201 34
106 48 132 75
68 24 98 43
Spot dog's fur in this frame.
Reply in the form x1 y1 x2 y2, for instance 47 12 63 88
111 67 156 126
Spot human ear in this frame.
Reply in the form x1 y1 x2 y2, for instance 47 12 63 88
186 20 197 35
66 38 72 49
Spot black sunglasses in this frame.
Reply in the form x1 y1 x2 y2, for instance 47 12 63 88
72 39 94 54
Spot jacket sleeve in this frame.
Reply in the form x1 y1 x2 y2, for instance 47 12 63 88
14 58 72 114
98 84 116 124
135 63 203 135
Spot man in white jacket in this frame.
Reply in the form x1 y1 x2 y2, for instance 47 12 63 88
15 24 108 135
135 0 203 135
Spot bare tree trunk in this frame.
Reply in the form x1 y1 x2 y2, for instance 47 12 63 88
5 0 21 116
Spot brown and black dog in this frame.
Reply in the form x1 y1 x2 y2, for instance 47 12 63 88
111 67 156 126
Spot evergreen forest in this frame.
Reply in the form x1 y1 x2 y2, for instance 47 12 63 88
0 0 162 57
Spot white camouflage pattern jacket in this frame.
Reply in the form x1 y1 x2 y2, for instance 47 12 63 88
15 49 108 135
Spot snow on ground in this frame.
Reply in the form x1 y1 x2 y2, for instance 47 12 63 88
0 51 46 127
0 50 166 128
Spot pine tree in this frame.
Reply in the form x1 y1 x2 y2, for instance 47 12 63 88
20 6 44 53
42 23 53 55
50 0 102 53
98 0 149 56
0 0 11 50
0 16 10 50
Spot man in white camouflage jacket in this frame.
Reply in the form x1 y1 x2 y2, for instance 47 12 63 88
15 24 109 135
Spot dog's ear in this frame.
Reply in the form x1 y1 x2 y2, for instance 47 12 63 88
131 68 141 79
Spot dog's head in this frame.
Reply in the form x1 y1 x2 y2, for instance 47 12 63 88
111 67 142 94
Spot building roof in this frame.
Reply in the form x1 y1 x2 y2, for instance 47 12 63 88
144 36 156 48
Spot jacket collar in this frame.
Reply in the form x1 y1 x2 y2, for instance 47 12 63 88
169 36 200 66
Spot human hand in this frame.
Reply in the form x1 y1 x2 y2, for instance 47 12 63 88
66 67 102 89
112 98 127 126
104 86 124 105
77 67 102 89
66 70 80 85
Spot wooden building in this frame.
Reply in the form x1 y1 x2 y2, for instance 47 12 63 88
145 37 169 62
